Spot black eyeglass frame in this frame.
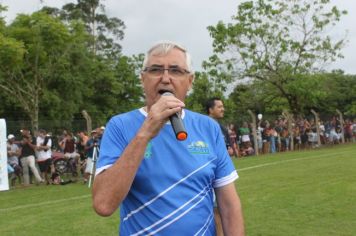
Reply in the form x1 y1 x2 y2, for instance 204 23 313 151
143 66 191 77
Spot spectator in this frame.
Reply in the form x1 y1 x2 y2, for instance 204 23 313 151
59 132 80 177
77 131 89 174
36 129 53 185
280 126 290 151
239 122 251 150
206 97 235 236
77 131 89 157
206 97 234 156
319 121 326 144
329 126 340 144
292 125 301 150
51 172 73 185
19 130 44 185
262 121 272 154
83 130 100 184
307 128 318 148
270 125 277 153
7 134 22 186
344 119 353 143
256 120 264 154
228 123 240 158
301 128 309 149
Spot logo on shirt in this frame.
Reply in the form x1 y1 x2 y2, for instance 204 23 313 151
188 141 209 154
144 142 152 159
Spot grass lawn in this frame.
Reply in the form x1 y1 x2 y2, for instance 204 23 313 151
236 144 356 236
0 143 355 235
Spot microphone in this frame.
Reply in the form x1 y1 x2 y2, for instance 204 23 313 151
162 92 188 141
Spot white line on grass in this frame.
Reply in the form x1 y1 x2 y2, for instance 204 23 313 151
237 150 350 172
0 194 91 212
1 150 351 213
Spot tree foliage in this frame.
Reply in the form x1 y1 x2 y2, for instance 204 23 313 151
0 12 92 130
185 72 225 114
41 0 125 59
227 70 356 120
206 0 347 115
0 2 145 131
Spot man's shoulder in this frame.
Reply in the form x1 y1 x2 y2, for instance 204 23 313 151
185 109 221 131
185 109 215 122
86 138 94 145
110 109 141 122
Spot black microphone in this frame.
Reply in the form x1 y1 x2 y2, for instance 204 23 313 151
162 92 188 141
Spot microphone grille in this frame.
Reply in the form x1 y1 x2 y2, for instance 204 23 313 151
161 91 174 97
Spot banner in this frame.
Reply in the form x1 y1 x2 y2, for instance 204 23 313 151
0 119 9 191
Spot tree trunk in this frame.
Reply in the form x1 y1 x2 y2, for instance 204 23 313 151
287 95 302 116
82 110 92 133
247 109 258 156
282 111 294 151
311 109 321 147
336 109 345 144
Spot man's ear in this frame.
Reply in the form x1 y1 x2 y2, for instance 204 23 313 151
208 107 212 115
140 72 146 87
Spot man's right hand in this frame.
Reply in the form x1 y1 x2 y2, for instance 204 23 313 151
138 95 185 140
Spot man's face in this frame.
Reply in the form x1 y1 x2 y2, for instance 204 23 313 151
140 48 194 110
209 100 225 119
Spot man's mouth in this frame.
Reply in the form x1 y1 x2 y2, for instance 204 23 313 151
158 89 173 95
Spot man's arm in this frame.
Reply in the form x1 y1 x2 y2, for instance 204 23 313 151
92 132 150 216
92 96 185 217
216 183 245 236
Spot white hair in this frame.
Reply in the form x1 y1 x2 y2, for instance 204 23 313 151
142 40 194 74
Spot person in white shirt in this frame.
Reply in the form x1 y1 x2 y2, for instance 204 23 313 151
36 129 53 184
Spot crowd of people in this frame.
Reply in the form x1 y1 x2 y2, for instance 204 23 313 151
6 126 105 187
225 116 356 158
6 116 355 187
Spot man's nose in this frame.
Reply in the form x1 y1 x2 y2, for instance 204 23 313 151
161 69 171 82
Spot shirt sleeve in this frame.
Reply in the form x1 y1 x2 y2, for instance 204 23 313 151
95 116 128 175
213 123 238 188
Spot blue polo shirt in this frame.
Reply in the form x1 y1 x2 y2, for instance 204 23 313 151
96 108 238 235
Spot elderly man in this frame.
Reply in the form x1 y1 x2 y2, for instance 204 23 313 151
92 41 244 235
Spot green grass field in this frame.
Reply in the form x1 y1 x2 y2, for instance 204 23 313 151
0 144 355 235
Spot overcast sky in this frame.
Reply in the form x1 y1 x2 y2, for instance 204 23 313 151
1 0 355 74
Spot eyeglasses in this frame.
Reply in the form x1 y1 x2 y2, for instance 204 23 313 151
143 66 191 78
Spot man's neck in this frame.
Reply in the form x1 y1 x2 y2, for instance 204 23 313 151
209 115 219 122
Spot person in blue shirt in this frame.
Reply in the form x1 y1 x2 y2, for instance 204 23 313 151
92 41 245 235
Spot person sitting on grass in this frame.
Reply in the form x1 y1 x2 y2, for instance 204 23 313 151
51 172 73 185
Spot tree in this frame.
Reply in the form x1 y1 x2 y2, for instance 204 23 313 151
112 55 145 113
318 71 356 116
0 12 91 131
207 0 347 115
0 4 7 31
82 55 144 124
185 72 224 114
42 0 125 59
